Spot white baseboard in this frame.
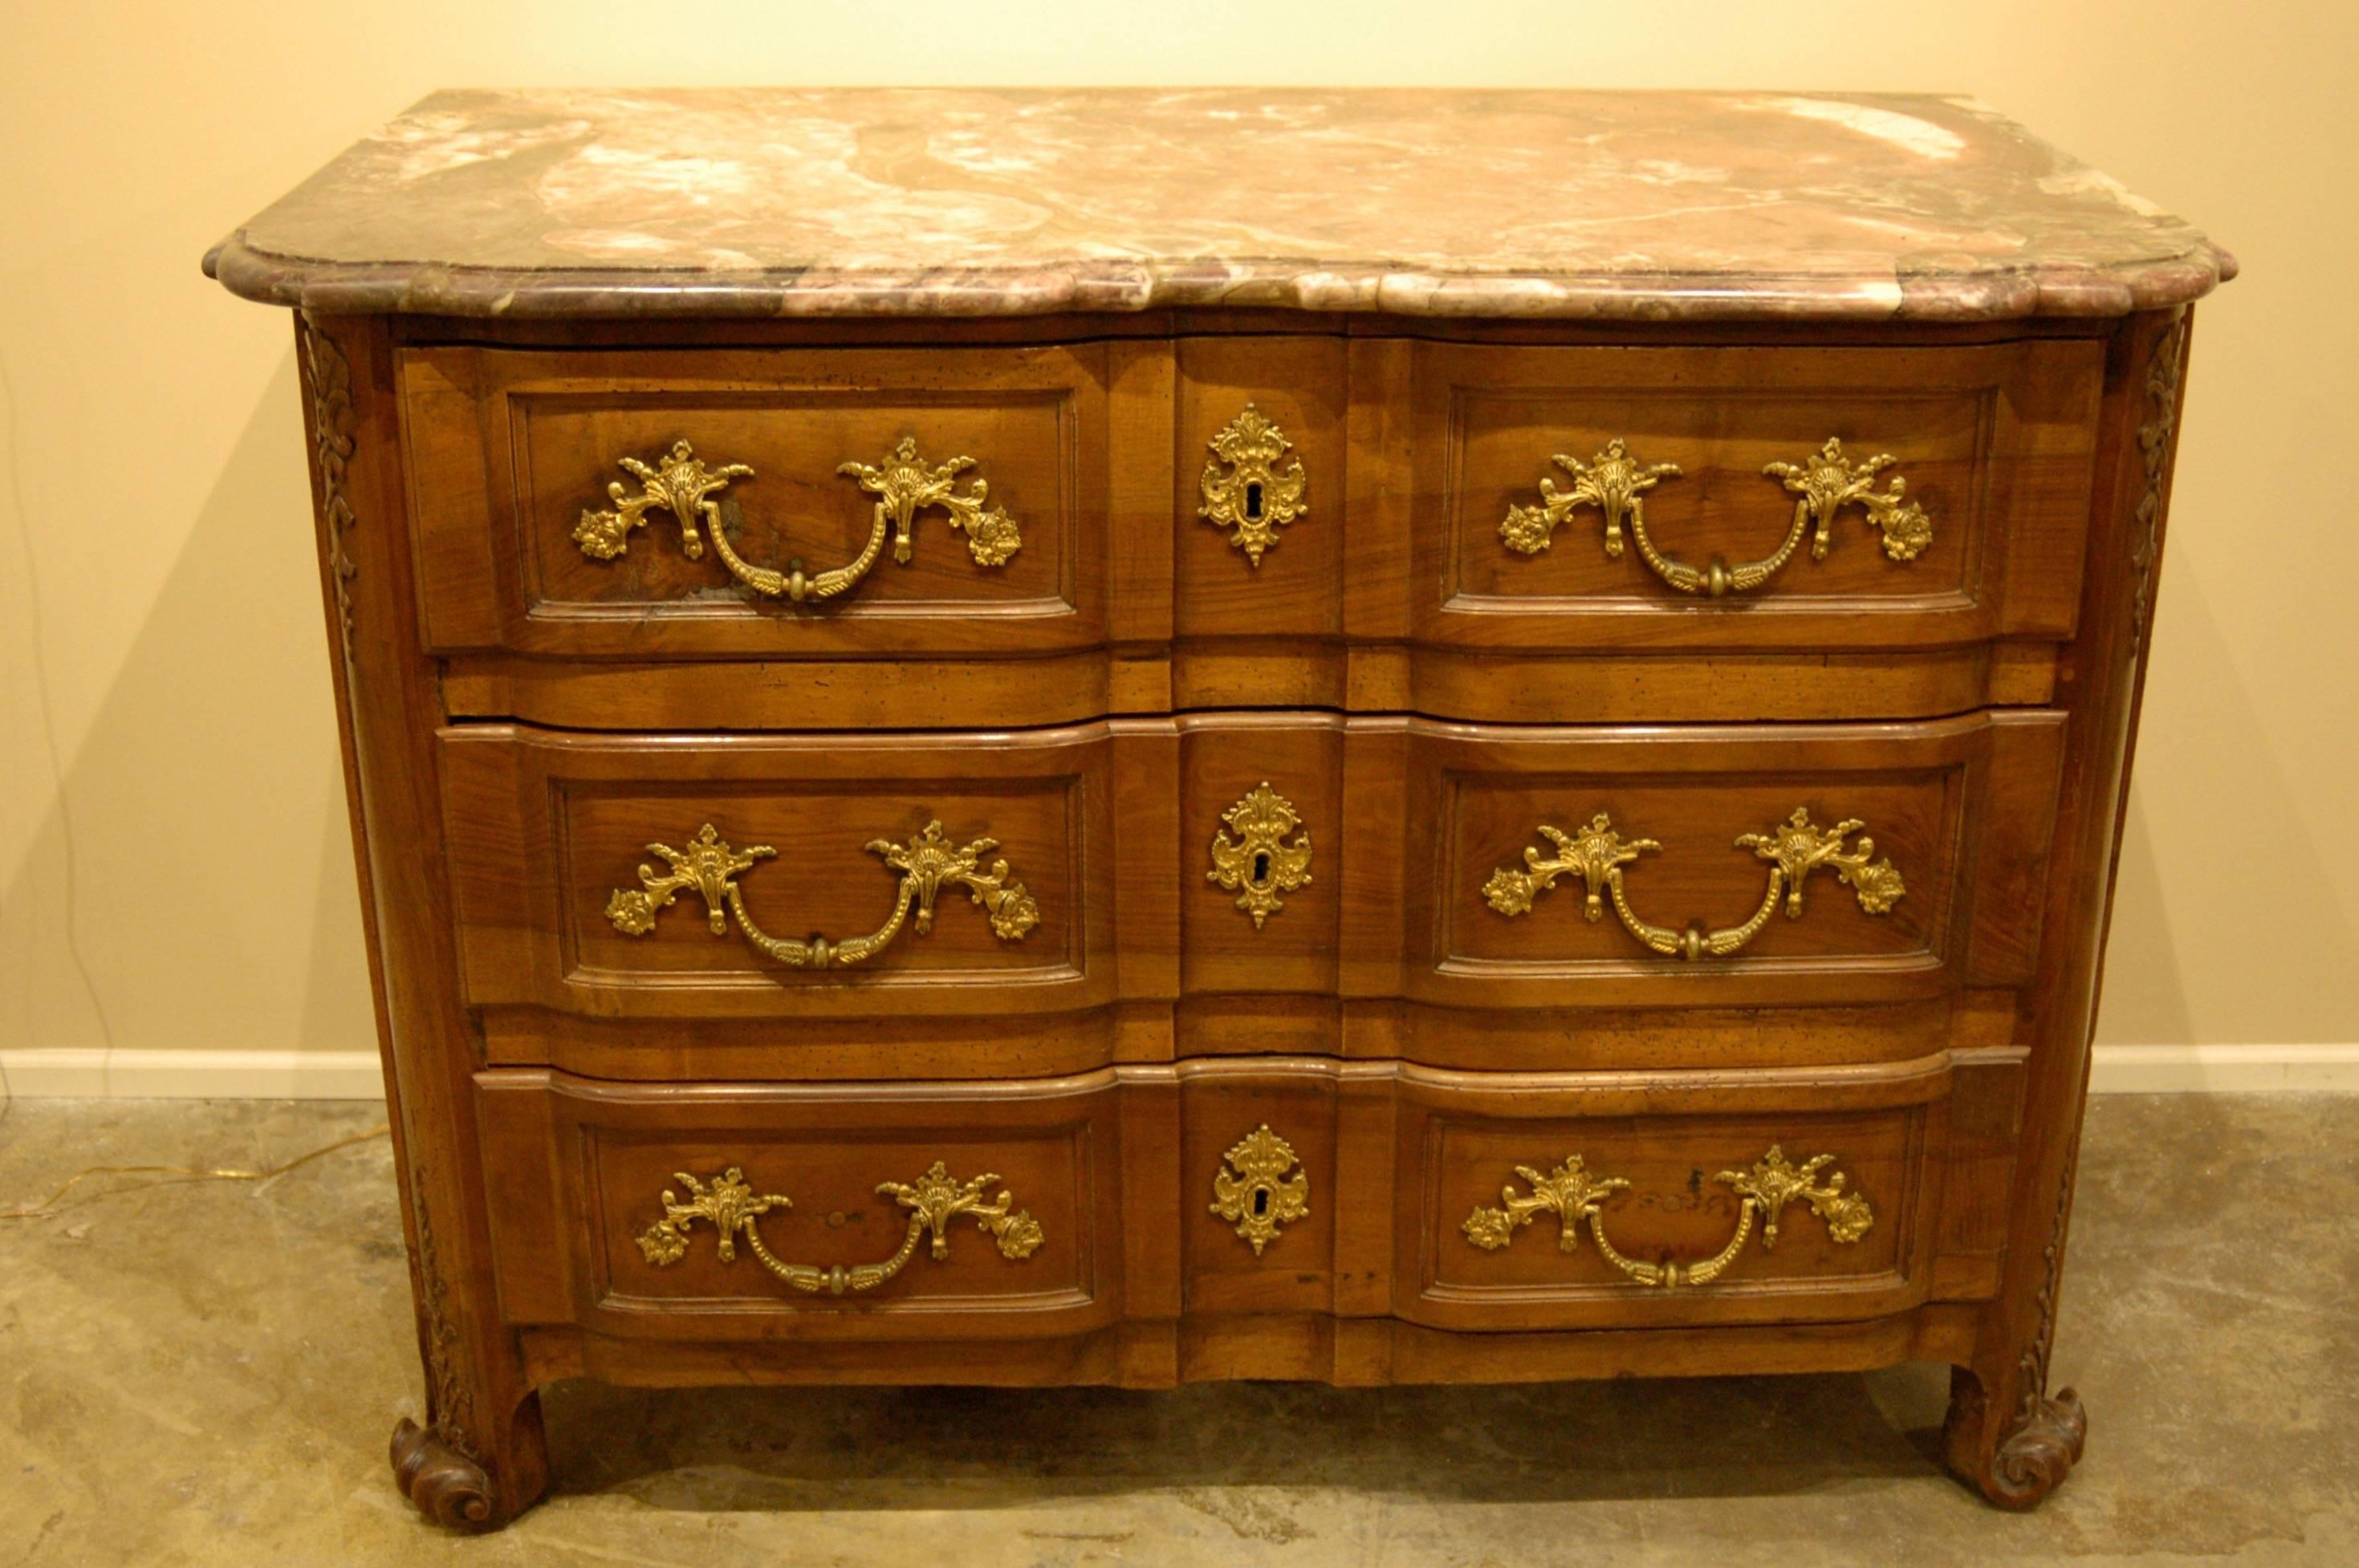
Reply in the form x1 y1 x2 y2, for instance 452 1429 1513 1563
2087 1043 2359 1094
0 1049 386 1099
1 1045 2353 1100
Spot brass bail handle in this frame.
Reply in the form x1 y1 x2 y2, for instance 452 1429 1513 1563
572 437 1023 603
604 819 1040 969
1499 436 1933 595
637 1162 1044 1298
1462 1145 1874 1287
1483 806 1906 960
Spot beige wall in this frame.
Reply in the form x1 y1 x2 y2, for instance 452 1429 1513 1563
3 2 2353 1073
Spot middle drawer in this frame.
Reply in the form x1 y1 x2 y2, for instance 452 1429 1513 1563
441 710 2062 1058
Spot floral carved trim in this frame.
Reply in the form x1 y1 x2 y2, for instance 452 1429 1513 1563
2129 315 2188 649
1987 1142 2087 1507
406 1160 479 1463
298 311 359 666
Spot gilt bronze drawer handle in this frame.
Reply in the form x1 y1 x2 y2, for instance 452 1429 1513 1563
1199 404 1308 567
1208 782 1315 928
604 819 1039 969
637 1162 1043 1296
1462 1145 1873 1287
573 437 1021 603
1210 1125 1311 1255
1499 436 1932 596
1483 806 1905 961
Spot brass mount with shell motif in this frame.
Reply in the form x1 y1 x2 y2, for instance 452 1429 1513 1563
637 1162 1043 1297
1462 1145 1873 1288
1483 806 1905 961
1499 436 1931 596
605 819 1039 969
574 437 1020 603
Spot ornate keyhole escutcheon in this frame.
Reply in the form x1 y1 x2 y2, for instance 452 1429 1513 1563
1208 783 1314 928
1210 1125 1311 1255
1199 404 1308 567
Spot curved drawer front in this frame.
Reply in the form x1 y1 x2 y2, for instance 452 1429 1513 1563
1393 710 2066 1009
438 711 2060 1043
476 1070 1122 1341
474 1056 2009 1345
1394 1058 1954 1331
402 343 1112 660
401 334 2106 726
439 722 1121 1020
1408 339 2102 649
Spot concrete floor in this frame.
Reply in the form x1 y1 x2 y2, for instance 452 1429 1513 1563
1 1094 2352 1566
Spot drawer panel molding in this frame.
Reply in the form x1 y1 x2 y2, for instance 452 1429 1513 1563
400 342 1108 660
474 1067 1121 1337
1398 1057 1946 1330
1414 339 2103 652
440 721 1121 1022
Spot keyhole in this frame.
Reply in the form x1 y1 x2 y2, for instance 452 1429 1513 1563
1245 481 1263 520
1252 1188 1270 1217
1251 850 1272 887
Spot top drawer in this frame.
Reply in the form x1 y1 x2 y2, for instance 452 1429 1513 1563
399 333 2107 726
400 343 1120 660
1401 339 2105 652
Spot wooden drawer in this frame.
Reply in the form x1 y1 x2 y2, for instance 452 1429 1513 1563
1171 1054 2013 1333
1390 1054 1955 1331
403 335 2105 727
1398 339 2103 652
441 711 2060 1054
437 721 1137 1023
1178 708 2066 1016
475 1069 1128 1341
400 341 1125 660
477 1053 2011 1346
1377 709 2068 1011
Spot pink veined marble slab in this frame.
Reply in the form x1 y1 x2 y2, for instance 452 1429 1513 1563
203 87 2235 323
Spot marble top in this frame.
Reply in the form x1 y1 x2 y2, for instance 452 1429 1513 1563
205 88 2234 323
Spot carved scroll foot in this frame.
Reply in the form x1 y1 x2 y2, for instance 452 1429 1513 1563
1942 1368 2087 1511
389 1418 500 1532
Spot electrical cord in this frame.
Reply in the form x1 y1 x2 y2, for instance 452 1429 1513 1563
0 1122 388 1221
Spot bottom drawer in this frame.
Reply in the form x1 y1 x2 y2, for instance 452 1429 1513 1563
475 1072 1128 1341
476 1051 2013 1345
1391 1066 1948 1331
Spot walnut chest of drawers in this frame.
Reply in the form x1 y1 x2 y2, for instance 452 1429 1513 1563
205 87 2232 1529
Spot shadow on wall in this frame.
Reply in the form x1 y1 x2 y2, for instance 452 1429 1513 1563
0 349 376 1058
2100 798 2193 1046
2094 557 2358 1047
